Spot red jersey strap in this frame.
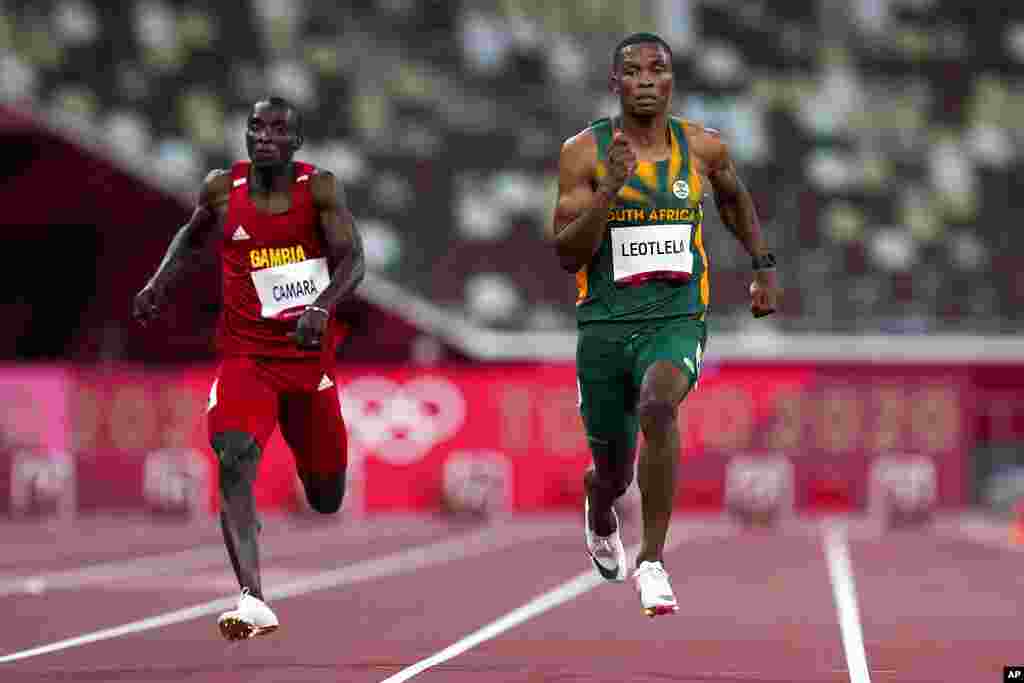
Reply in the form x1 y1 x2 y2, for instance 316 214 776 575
227 162 250 218
230 161 250 188
293 161 316 182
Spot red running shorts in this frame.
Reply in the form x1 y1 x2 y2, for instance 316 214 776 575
206 355 348 477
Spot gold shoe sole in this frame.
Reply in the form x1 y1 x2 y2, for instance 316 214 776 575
218 616 279 641
643 604 679 618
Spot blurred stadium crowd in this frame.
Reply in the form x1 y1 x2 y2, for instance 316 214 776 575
2 0 1024 335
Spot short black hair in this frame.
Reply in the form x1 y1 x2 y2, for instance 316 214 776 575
254 96 303 136
612 33 674 73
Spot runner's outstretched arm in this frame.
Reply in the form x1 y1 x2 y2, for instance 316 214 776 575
133 170 230 325
700 128 781 317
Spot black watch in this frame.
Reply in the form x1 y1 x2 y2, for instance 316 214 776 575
752 252 776 271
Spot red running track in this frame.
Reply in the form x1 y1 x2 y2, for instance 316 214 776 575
0 511 1020 682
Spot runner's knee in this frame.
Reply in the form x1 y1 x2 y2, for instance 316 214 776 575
587 469 632 499
586 447 635 496
636 397 677 437
211 431 260 488
308 489 343 514
302 472 345 514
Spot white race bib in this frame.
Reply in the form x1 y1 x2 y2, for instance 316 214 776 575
610 223 694 283
250 257 329 320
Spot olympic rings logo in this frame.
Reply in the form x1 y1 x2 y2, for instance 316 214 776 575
339 376 467 465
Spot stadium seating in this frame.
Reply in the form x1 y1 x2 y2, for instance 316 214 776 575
3 0 1023 343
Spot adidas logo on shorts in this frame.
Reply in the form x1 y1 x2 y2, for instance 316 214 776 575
317 374 334 391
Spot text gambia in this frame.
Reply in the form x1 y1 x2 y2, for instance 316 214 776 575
250 245 307 269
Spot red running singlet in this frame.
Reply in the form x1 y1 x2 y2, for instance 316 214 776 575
215 161 344 361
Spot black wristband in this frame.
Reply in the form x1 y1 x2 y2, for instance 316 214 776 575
752 252 776 271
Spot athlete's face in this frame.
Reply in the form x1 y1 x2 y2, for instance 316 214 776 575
245 103 301 167
612 43 673 117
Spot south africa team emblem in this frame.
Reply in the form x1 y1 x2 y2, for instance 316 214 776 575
672 180 689 199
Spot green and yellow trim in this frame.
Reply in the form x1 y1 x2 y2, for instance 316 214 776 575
575 265 589 304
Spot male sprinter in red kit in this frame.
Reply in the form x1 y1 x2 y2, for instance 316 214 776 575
133 97 365 640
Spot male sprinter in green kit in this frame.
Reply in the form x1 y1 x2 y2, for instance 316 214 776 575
547 33 781 617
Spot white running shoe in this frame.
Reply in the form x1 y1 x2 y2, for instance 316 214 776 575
634 560 679 618
217 588 279 641
585 494 627 582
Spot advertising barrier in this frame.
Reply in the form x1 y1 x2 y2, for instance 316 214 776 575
0 362 975 518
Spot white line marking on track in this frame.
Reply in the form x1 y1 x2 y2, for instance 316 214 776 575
0 522 561 665
0 544 230 598
0 518 440 597
0 521 379 597
823 523 872 683
380 569 604 683
379 520 738 683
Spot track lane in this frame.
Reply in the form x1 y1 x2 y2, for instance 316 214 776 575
0 515 478 654
6 514 1013 683
1 517 577 682
851 528 1023 682
411 527 845 683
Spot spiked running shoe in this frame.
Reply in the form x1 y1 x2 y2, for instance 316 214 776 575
217 588 279 640
585 494 627 582
634 560 679 617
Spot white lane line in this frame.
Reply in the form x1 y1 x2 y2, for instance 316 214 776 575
379 520 739 683
0 544 232 598
381 571 603 683
823 523 872 683
0 519 428 597
0 522 561 665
